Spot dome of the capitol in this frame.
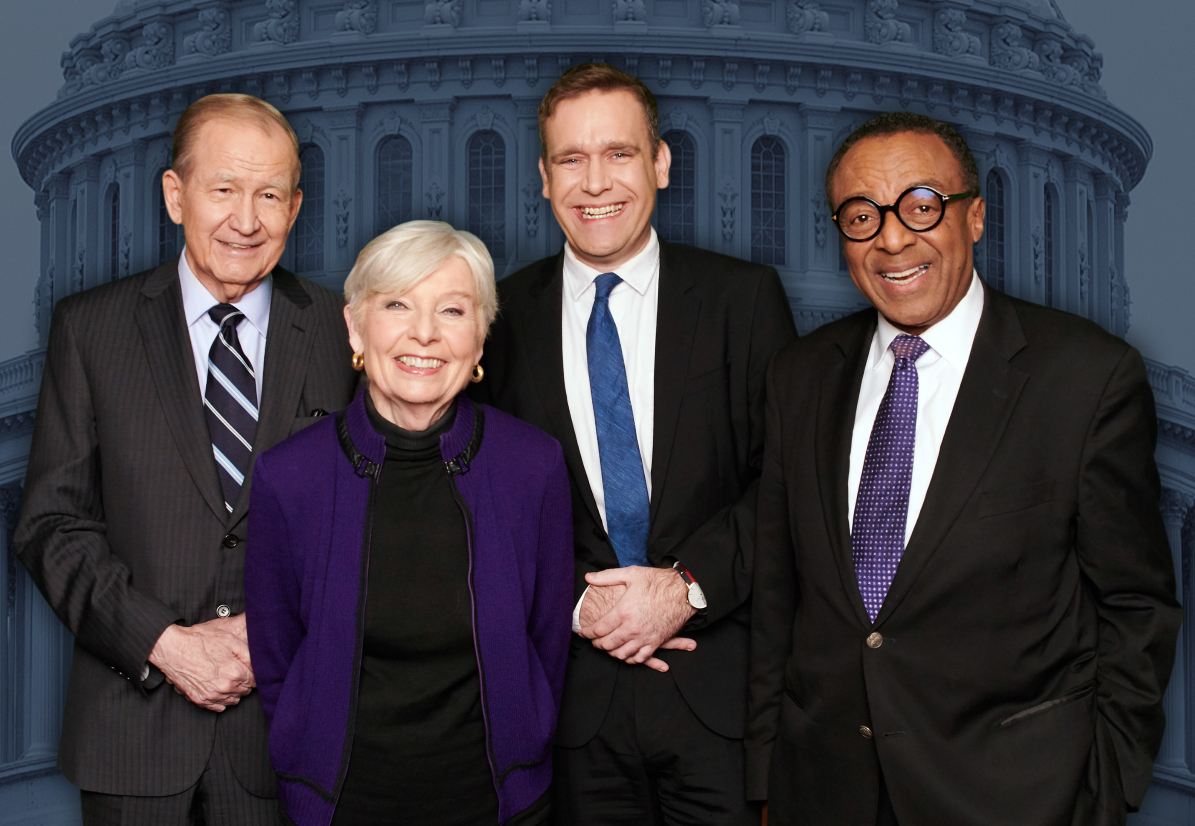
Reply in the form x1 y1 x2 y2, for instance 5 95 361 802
13 0 1148 340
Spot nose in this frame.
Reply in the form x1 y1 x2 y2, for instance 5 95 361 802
409 306 439 345
582 157 611 196
873 209 916 254
227 194 259 236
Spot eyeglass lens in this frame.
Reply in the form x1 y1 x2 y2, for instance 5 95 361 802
837 187 945 239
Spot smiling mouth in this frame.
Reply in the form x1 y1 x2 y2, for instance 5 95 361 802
880 264 930 285
580 204 624 220
219 240 260 251
398 355 445 369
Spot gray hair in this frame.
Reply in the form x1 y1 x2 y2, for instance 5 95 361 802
344 220 498 341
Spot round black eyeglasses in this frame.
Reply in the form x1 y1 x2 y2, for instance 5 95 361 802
832 185 979 242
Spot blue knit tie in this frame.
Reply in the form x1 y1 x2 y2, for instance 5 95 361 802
587 273 649 567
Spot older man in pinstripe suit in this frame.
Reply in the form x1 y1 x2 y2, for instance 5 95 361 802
15 94 357 825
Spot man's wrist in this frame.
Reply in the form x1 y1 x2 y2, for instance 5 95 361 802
673 560 708 615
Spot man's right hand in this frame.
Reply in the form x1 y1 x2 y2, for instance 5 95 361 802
578 579 696 673
147 615 255 712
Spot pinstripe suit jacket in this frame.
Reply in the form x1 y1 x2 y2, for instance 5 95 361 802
14 260 357 797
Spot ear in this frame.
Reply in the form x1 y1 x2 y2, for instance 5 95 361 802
286 188 304 233
967 196 986 244
343 304 364 355
654 139 672 190
539 157 550 199
161 169 185 225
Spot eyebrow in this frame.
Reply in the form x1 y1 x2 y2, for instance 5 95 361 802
550 140 638 161
839 180 953 202
209 171 291 192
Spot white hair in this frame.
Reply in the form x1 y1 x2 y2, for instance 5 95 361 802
343 220 498 341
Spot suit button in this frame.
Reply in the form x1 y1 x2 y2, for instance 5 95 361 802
311 408 328 417
222 533 239 549
216 604 231 618
867 632 883 649
859 725 873 739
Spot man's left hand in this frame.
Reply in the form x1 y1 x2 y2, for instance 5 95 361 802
579 566 696 667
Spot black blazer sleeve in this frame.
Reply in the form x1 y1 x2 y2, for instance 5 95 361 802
1077 346 1181 812
15 297 181 687
669 265 796 628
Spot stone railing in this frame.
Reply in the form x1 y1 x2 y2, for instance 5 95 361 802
0 350 45 406
1147 359 1195 415
14 0 1148 192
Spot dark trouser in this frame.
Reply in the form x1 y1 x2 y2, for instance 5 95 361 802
81 727 277 826
552 662 753 826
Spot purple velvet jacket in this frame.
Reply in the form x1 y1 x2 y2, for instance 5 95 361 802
245 390 573 826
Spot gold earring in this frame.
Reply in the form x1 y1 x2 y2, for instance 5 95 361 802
352 352 365 371
471 364 484 383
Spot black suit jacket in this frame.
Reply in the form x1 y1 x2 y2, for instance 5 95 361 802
15 261 357 796
746 284 1181 826
476 242 797 746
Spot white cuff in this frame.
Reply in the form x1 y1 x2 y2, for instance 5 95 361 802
571 585 590 635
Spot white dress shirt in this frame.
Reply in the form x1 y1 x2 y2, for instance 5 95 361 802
848 271 985 542
178 246 272 402
562 230 661 632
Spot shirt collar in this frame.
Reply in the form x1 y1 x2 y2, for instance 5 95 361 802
178 245 273 337
562 229 660 301
870 269 985 371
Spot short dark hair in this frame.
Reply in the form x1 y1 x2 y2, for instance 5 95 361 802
824 111 979 208
538 63 660 161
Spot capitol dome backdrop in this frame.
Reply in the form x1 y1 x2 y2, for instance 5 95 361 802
2 1 1194 823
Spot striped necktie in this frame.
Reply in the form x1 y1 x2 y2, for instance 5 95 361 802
204 304 258 514
587 272 650 568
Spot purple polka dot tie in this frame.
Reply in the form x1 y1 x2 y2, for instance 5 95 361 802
853 334 930 623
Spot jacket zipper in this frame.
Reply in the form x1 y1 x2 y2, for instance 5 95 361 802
448 474 501 801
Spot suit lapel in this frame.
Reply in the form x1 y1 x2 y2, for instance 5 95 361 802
230 268 315 522
134 261 227 522
648 244 701 525
875 286 1029 626
816 314 875 628
523 255 604 530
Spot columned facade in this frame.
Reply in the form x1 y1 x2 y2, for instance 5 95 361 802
4 1 1193 823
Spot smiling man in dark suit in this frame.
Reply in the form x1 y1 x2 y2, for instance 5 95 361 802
476 64 796 824
15 94 356 825
746 111 1181 826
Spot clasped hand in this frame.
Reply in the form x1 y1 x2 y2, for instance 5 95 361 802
148 614 255 712
577 566 697 673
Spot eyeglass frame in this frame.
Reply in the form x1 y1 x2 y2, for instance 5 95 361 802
831 185 981 242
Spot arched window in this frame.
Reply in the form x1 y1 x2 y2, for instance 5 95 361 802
1086 199 1095 312
156 168 179 263
376 135 413 235
1044 184 1057 307
751 136 786 266
468 131 506 261
69 198 77 295
656 130 696 246
293 144 325 274
985 170 1006 292
109 186 121 281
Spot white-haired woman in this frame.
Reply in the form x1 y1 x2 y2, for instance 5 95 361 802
245 221 573 826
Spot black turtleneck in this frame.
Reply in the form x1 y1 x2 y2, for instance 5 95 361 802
331 393 497 825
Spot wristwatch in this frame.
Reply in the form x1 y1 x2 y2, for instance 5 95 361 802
673 560 708 614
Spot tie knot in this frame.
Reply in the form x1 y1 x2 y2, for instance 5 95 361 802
209 303 245 329
889 334 929 364
593 272 623 303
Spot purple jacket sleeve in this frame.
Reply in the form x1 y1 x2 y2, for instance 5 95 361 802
244 453 305 724
528 445 574 706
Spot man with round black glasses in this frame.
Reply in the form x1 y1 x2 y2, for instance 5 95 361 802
746 111 1179 826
